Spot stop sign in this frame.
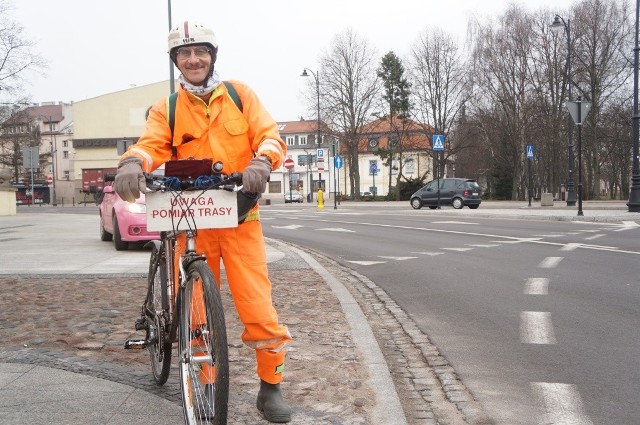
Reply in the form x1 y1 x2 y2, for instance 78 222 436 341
47 176 53 184
284 158 295 170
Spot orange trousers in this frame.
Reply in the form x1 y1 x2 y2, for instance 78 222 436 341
175 220 292 384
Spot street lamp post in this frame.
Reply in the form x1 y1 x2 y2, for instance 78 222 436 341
628 0 640 212
550 15 576 207
168 0 175 94
301 68 324 205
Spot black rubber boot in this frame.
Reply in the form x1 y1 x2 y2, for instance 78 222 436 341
256 380 292 423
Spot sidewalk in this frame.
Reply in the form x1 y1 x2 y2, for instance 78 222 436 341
0 212 416 424
0 204 636 424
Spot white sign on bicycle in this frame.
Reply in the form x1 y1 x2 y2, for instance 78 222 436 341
146 190 239 231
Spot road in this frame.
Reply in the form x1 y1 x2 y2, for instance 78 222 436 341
261 203 640 425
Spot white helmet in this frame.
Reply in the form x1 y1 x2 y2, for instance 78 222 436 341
168 21 218 55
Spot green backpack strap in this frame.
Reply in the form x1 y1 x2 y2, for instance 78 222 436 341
166 81 242 158
223 81 243 113
167 91 178 158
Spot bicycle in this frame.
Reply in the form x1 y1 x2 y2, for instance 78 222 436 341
125 160 259 425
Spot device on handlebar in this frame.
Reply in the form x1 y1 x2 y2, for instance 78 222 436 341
144 159 259 231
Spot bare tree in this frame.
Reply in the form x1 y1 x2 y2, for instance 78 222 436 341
410 28 468 181
0 0 45 102
571 0 632 199
319 29 380 199
469 5 539 200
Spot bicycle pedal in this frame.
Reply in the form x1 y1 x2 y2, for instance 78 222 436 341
124 339 148 350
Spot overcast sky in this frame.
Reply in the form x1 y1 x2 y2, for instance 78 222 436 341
10 0 575 122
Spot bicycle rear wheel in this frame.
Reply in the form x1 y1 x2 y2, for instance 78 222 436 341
178 260 229 425
147 243 172 385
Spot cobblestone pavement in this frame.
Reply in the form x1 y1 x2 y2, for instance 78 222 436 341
0 255 376 423
0 241 491 425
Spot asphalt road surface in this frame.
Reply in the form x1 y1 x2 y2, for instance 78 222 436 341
261 204 640 425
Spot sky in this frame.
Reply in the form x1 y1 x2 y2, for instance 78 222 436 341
8 0 576 122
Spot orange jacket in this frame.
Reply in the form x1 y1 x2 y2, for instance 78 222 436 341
122 80 286 175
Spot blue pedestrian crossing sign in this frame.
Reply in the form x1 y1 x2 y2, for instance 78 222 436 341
526 145 534 159
432 135 445 151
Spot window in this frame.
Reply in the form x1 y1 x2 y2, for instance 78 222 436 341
299 135 307 146
63 151 69 159
286 136 295 146
391 160 399 175
441 179 457 190
63 170 70 180
63 140 68 148
404 158 415 174
316 134 323 145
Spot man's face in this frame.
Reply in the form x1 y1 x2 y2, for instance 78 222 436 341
175 45 212 85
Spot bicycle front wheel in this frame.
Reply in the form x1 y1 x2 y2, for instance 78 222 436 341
178 260 229 425
147 243 172 385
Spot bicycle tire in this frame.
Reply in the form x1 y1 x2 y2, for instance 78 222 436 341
178 260 229 425
147 243 172 385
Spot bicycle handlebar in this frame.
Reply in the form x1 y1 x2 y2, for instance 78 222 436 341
144 171 244 193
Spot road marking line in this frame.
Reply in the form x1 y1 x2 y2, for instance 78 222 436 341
531 382 594 425
525 278 549 295
615 221 640 231
378 256 418 261
347 260 387 265
520 312 557 344
466 244 500 248
319 228 356 232
560 243 581 251
412 252 445 256
272 224 305 229
583 233 604 240
538 257 563 268
492 238 543 244
432 220 479 225
442 247 474 252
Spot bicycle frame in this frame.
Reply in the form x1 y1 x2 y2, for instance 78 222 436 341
162 229 208 345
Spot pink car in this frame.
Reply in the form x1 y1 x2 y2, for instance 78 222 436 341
99 184 159 250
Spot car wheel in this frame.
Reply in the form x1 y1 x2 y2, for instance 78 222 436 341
452 198 464 209
410 198 422 210
468 204 479 209
100 215 113 242
113 216 129 251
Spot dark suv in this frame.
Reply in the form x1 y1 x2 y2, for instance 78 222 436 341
410 178 482 210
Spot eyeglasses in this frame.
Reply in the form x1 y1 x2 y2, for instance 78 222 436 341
175 46 211 59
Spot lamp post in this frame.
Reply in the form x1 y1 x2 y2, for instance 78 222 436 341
628 0 640 212
301 68 322 204
168 0 175 94
550 14 576 207
566 96 590 216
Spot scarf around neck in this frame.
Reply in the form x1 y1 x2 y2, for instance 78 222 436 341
179 71 222 97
